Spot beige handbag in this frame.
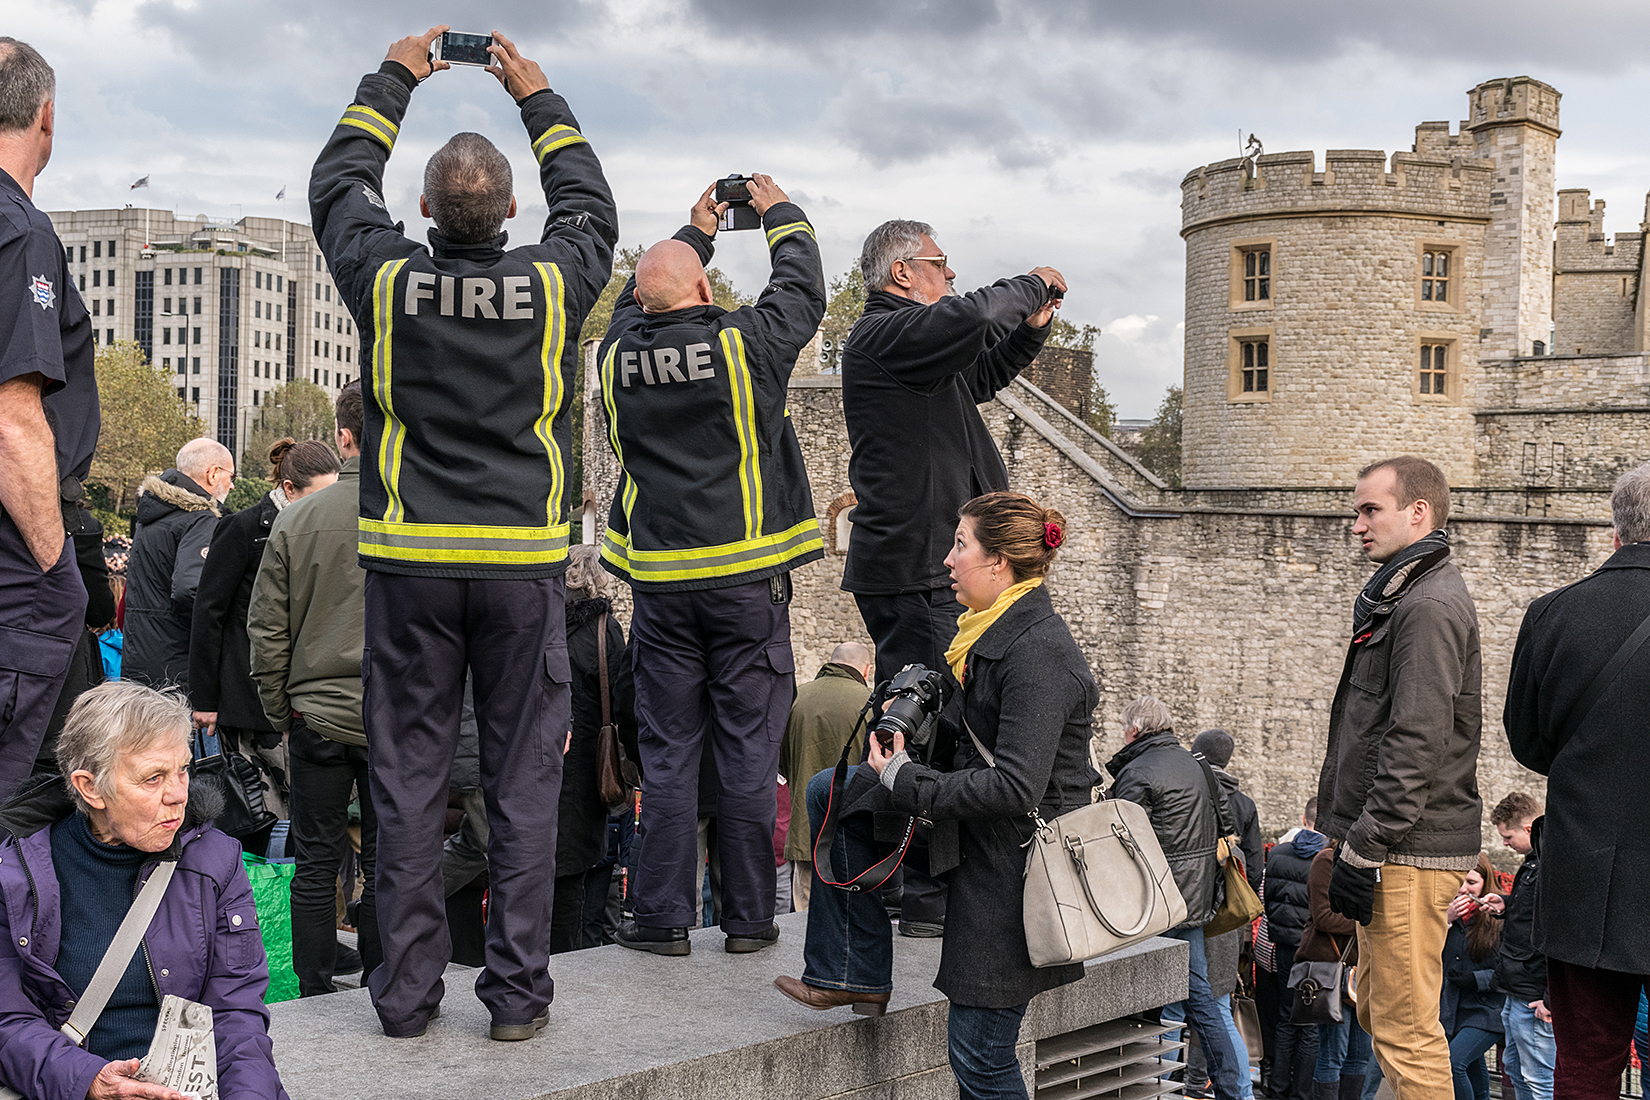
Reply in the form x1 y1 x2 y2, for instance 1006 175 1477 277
962 720 1186 968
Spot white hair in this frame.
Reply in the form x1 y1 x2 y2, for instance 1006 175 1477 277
56 681 191 815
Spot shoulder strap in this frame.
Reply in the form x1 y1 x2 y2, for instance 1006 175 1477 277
963 717 994 769
1556 606 1650 748
596 612 612 731
1193 752 1236 838
59 859 177 1047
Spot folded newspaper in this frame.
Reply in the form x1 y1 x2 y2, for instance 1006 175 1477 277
137 995 217 1100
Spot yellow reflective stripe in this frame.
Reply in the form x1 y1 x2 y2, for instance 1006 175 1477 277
532 124 588 162
370 259 411 523
605 520 823 583
359 518 570 565
599 344 637 528
719 327 762 540
531 262 567 526
340 105 398 150
765 221 815 248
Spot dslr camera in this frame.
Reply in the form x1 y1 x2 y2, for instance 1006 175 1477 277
714 174 763 232
870 664 946 759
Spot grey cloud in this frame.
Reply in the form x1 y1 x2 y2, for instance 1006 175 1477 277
822 71 1053 169
684 0 1003 40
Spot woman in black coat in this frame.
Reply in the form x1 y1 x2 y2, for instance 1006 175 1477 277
550 545 640 953
777 491 1100 1100
188 438 338 822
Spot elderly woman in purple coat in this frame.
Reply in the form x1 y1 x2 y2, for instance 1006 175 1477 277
0 681 286 1100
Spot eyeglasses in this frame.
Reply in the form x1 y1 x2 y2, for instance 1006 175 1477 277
901 254 948 269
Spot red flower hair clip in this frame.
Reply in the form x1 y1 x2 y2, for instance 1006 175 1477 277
1043 522 1064 549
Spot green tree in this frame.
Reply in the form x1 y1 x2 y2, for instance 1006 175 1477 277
1136 385 1183 487
817 267 866 373
224 475 274 513
241 381 337 476
87 340 205 513
1044 319 1115 436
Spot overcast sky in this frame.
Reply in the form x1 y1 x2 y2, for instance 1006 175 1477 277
18 0 1650 416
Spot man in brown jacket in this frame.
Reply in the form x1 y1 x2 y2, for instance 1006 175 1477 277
1316 455 1483 1100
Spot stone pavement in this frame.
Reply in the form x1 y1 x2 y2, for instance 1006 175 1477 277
269 911 1188 1099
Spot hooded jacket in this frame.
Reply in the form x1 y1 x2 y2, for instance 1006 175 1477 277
1106 729 1235 929
0 776 286 1100
309 63 617 579
1264 828 1327 948
1317 555 1483 870
840 282 1050 596
123 471 222 690
188 492 280 731
247 459 365 746
1212 764 1263 893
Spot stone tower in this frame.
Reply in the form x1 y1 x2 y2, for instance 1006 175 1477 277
1467 77 1561 362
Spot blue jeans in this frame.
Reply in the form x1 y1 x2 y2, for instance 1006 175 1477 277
1163 995 1254 1100
1501 999 1555 1100
1163 927 1247 1100
949 1002 1030 1100
1448 1025 1499 1100
799 768 894 992
1316 1013 1372 1082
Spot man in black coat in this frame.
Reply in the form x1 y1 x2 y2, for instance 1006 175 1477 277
1107 695 1245 1100
1504 459 1650 1100
1264 798 1326 1100
123 438 233 690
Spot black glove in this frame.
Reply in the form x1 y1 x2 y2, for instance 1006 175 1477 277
1448 971 1479 991
1327 857 1378 926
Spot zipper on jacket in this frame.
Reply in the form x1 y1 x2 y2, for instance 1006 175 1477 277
14 844 40 943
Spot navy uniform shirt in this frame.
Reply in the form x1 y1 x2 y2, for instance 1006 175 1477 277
0 168 98 481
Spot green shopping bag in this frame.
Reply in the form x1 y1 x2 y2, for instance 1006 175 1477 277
241 854 300 1004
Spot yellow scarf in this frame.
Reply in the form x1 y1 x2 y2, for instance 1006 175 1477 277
944 578 1044 685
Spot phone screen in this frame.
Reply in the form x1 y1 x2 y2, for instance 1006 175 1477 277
440 32 494 67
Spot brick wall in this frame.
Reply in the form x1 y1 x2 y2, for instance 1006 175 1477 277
1020 345 1094 423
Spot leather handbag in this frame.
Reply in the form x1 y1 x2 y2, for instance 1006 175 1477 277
1195 754 1265 938
1288 935 1356 1024
594 612 639 807
190 729 276 842
959 720 1187 967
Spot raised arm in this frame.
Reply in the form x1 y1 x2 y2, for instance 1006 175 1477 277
488 32 618 312
739 175 827 370
307 28 445 306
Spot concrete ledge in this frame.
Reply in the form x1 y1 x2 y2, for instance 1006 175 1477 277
268 911 1188 1099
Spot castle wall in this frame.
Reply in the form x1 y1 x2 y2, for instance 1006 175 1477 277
1180 192 1484 488
1552 190 1644 355
1477 353 1650 409
1019 345 1094 423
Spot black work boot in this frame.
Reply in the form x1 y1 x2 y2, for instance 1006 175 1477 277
615 921 690 956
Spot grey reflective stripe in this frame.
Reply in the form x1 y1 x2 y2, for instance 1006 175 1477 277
359 527 571 555
620 523 820 575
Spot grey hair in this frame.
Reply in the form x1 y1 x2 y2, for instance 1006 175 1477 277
1611 460 1650 543
0 39 54 134
57 681 192 815
176 436 229 481
564 543 611 601
423 133 513 244
859 219 935 290
1120 695 1173 737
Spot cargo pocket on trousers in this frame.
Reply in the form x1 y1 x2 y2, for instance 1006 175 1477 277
543 647 572 764
0 624 75 729
764 642 795 741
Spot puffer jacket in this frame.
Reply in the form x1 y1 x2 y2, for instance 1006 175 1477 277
1264 828 1327 948
1106 729 1234 928
0 776 286 1100
1317 557 1483 870
123 471 221 690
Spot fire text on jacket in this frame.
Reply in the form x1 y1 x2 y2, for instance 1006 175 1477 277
403 272 535 320
619 343 717 387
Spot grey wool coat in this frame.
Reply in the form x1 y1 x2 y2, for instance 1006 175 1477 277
881 584 1102 1008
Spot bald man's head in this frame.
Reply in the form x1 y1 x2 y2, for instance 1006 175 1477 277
634 239 713 314
175 437 234 501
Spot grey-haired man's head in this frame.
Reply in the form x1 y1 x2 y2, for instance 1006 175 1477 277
421 133 516 243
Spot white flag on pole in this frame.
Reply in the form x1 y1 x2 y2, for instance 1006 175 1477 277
275 186 286 201
130 175 149 190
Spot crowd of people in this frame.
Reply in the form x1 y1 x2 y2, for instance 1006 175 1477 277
0 23 1646 1100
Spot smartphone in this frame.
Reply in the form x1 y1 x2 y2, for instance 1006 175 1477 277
434 31 494 68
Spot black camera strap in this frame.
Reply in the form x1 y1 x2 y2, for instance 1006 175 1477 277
811 699 917 893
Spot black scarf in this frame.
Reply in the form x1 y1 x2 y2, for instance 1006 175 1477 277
1351 529 1451 641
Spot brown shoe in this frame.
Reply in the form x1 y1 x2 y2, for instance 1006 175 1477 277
773 975 889 1017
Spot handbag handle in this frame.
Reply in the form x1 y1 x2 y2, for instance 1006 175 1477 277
596 612 612 731
1063 821 1158 939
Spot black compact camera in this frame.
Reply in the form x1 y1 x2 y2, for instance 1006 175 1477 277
714 174 762 232
1046 282 1064 304
870 664 946 755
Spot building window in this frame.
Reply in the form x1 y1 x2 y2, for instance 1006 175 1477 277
92 300 100 316
194 267 202 285
93 240 101 258
163 357 171 370
325 286 332 303
315 256 322 272
193 327 201 343
108 240 116 258
255 301 261 319
106 299 114 317
255 271 263 290
106 329 113 344
191 387 200 402
314 311 320 327
79 246 86 263
1244 249 1270 302
106 270 114 287
1240 339 1269 392
193 358 201 374
177 386 185 400
315 283 321 300
162 297 171 314
1227 327 1274 402
276 276 283 292
77 275 84 291
1419 344 1447 394
163 268 172 286
193 297 202 315
1421 251 1449 301
163 328 171 345
92 269 100 287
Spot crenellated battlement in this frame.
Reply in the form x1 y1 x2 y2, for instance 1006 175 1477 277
1555 188 1644 270
1466 76 1561 136
1180 146 1493 233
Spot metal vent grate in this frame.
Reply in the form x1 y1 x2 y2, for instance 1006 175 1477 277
1034 1017 1187 1100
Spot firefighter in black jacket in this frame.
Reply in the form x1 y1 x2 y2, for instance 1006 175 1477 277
599 177 825 956
308 27 617 1041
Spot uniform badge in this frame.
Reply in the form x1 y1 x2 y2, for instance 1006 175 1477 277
362 186 386 211
28 274 55 311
